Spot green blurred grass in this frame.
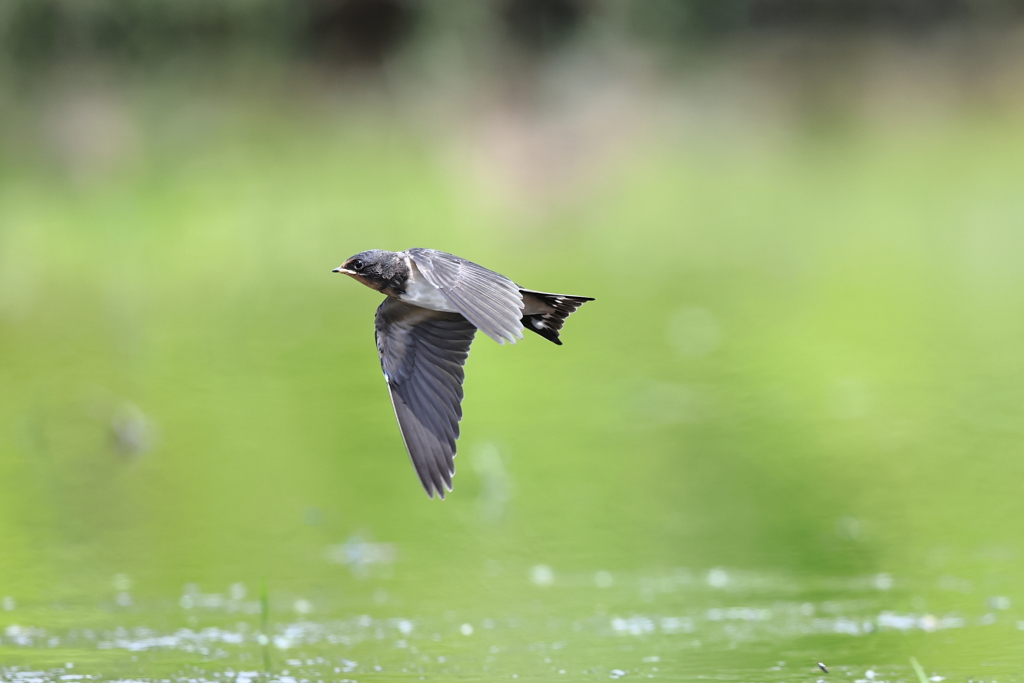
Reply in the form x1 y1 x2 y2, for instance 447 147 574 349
2 78 1024 624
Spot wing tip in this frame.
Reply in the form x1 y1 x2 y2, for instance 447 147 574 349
423 479 453 500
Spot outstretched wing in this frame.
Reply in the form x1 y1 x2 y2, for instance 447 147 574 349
375 298 478 498
406 248 524 344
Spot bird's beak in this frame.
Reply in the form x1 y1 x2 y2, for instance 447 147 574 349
333 266 356 275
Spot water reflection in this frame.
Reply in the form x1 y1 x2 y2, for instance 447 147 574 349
473 443 513 522
0 568 1021 681
325 537 397 579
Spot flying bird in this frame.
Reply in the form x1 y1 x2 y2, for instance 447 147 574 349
333 248 593 498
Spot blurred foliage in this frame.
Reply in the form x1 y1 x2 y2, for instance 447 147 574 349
628 0 1024 40
5 0 1024 69
3 70 1024 600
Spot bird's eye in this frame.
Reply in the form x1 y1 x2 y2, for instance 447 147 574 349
351 259 365 271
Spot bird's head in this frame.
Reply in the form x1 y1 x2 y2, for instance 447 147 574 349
333 250 401 292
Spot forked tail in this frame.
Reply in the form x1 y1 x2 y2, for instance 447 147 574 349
520 289 594 345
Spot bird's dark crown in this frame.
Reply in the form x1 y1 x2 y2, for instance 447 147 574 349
337 250 409 295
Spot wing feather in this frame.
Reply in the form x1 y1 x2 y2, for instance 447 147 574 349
406 248 524 344
375 298 477 498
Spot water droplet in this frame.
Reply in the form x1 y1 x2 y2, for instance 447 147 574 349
707 568 728 588
872 573 894 591
530 564 554 587
987 595 1011 610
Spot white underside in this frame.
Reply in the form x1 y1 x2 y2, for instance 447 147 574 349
396 257 460 313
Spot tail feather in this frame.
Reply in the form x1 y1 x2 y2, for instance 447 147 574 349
520 289 594 345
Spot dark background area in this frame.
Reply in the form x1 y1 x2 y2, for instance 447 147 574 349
6 0 1024 67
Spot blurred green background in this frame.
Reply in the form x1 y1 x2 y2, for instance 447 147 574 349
3 1 1024 680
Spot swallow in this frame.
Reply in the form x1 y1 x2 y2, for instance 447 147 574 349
333 248 593 498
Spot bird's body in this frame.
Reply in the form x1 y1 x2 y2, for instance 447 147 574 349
334 248 593 498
